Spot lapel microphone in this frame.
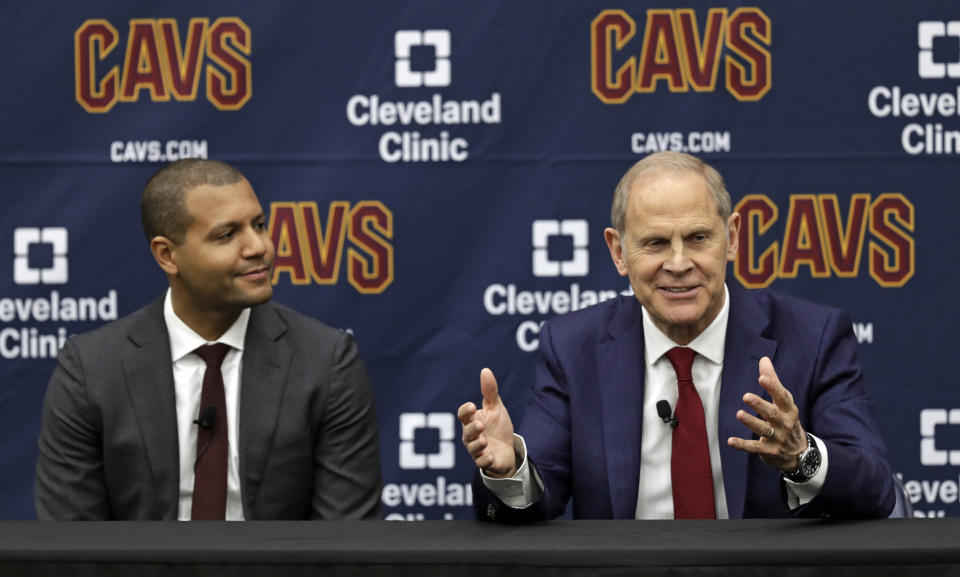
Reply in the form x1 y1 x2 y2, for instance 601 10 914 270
193 404 217 430
193 405 217 469
657 400 678 428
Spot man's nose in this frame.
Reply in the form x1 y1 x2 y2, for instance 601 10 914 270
663 241 692 272
241 227 268 258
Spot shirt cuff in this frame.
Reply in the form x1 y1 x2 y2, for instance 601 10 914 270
784 434 829 509
479 434 543 508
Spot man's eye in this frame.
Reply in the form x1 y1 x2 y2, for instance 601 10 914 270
219 231 235 241
255 222 267 231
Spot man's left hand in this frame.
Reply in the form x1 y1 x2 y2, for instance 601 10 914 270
727 356 807 473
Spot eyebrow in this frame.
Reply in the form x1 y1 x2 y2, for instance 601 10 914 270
635 225 714 241
209 220 239 231
208 212 265 232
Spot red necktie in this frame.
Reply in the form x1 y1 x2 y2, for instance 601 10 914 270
191 343 231 520
666 346 716 519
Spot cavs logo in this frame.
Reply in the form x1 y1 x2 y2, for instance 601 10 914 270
736 194 914 288
75 18 252 113
591 8 771 103
269 201 394 294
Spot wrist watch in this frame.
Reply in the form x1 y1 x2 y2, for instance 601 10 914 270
785 433 821 483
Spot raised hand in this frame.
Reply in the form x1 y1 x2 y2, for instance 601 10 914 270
727 356 808 473
457 368 518 477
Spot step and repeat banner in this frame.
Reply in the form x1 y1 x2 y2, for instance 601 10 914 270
1 1 958 520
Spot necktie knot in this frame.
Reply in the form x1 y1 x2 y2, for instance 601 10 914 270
666 346 696 382
194 343 230 368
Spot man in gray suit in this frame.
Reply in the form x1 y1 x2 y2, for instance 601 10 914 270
35 159 382 520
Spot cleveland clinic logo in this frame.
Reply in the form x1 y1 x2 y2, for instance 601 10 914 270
13 228 68 285
532 220 589 277
865 22 960 156
395 30 451 87
346 30 499 163
398 412 455 469
918 22 960 78
921 409 960 466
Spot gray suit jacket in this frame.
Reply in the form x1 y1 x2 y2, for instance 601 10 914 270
35 297 382 520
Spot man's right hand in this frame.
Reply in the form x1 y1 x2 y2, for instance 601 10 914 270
458 368 518 478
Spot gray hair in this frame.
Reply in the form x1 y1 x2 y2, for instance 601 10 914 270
141 159 245 244
610 151 731 232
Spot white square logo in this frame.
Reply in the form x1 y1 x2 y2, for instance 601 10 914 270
920 408 960 466
918 21 960 78
532 219 589 277
13 227 68 285
395 30 451 87
399 412 455 469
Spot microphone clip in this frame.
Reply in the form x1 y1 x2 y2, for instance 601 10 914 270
656 400 679 428
193 404 217 430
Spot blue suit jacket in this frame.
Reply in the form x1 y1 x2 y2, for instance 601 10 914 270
474 285 894 520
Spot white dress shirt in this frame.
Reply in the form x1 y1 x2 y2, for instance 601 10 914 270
164 289 250 521
636 285 731 518
483 285 828 515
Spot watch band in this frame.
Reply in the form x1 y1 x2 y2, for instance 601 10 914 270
785 433 819 483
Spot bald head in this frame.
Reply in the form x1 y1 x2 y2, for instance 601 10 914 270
610 151 731 233
141 159 245 244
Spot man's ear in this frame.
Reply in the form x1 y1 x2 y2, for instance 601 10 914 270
150 236 179 275
604 227 628 277
726 212 741 262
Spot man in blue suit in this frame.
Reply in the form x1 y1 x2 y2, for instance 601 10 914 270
459 152 894 520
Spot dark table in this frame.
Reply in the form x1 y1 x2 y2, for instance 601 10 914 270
1 519 959 576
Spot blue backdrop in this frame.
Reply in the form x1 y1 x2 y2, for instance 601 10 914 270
1 0 958 520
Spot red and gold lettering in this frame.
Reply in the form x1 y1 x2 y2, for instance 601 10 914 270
157 18 208 101
270 201 394 294
206 17 252 110
76 17 252 112
725 7 771 101
637 10 687 92
780 195 829 278
75 20 120 113
819 194 869 277
733 193 913 288
120 19 168 102
734 194 778 288
675 8 727 91
300 201 349 284
591 10 636 104
269 203 309 285
347 202 394 294
868 194 915 287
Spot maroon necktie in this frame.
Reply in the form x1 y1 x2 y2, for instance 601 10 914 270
191 343 231 520
666 347 716 519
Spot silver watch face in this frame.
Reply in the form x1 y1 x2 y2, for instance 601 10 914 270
801 447 822 478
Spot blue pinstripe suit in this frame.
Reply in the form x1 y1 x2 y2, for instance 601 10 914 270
474 284 894 520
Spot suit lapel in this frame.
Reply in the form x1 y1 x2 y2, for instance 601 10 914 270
122 298 180 518
718 287 777 518
597 298 645 519
238 302 292 516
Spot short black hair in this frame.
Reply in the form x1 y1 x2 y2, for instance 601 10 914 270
141 159 245 244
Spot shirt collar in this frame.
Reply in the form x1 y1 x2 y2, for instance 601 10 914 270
163 288 250 363
641 284 730 366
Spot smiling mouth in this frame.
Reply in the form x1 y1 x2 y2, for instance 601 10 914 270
660 286 698 294
238 266 270 278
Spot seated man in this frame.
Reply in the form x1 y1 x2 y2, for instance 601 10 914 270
36 159 382 520
459 151 894 520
